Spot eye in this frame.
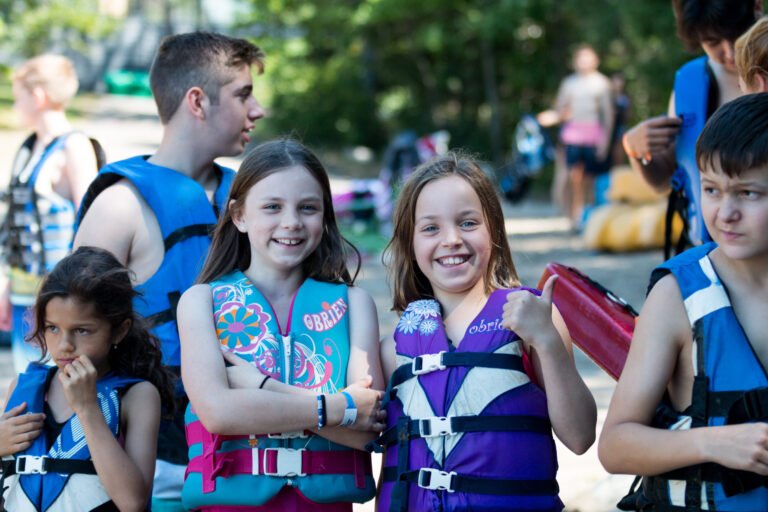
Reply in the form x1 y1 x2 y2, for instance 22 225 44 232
460 219 479 229
420 224 438 233
263 203 280 211
740 190 761 200
703 186 719 197
75 328 90 335
45 325 58 333
300 204 320 213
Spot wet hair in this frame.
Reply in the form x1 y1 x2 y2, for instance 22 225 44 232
197 138 360 285
672 0 758 52
13 54 78 109
696 93 768 176
28 247 176 413
149 31 265 123
384 151 519 313
736 16 768 90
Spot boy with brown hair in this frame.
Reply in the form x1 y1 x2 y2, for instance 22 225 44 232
600 93 768 510
2 54 105 373
74 31 266 510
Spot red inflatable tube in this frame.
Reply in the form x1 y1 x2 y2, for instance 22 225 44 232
538 263 636 380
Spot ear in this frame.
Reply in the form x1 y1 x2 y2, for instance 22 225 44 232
230 199 247 233
755 72 768 93
185 87 207 120
31 86 48 109
112 318 132 347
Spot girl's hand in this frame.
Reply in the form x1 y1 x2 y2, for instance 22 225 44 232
706 423 768 474
329 376 386 432
59 355 99 415
622 116 682 162
0 402 45 455
502 275 560 351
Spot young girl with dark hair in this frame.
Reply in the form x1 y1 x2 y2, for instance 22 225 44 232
178 138 386 511
0 246 175 511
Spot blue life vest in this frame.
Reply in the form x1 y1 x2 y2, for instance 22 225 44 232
377 292 562 512
5 133 105 307
182 271 375 509
672 56 714 251
1 363 140 511
633 244 768 510
75 156 234 368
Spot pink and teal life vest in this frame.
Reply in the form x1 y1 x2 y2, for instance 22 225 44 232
182 271 375 510
376 290 562 512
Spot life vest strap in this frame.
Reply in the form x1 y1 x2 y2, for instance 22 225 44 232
186 447 372 492
185 421 310 445
2 455 97 476
382 466 559 496
369 414 551 452
164 223 214 252
388 352 524 391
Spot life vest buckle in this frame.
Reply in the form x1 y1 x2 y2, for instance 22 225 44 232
15 455 47 475
262 447 306 478
412 352 446 376
418 416 454 438
417 468 456 492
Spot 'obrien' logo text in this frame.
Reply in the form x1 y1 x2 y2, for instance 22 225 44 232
468 318 503 335
303 298 348 332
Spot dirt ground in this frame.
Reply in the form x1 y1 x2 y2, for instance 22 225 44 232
0 94 663 511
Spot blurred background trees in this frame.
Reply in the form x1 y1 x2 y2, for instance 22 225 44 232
0 0 693 164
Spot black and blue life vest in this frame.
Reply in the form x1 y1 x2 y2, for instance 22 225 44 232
667 57 715 258
75 156 234 369
620 244 768 511
1 363 140 511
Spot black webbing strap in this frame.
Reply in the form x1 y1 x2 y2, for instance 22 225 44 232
1 456 97 476
664 187 691 260
371 415 551 451
163 223 214 252
387 352 524 394
383 467 559 496
144 291 182 328
390 416 411 512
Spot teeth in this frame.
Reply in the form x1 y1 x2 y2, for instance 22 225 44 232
275 238 301 246
439 256 467 265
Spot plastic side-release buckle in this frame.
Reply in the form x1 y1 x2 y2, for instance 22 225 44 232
417 468 456 492
263 448 306 477
15 455 47 475
418 416 454 438
412 351 446 376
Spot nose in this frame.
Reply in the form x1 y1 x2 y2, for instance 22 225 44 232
57 331 75 352
440 225 462 247
718 195 741 223
248 97 265 122
281 208 303 229
721 41 735 64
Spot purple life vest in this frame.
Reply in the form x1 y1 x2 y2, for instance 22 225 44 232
376 290 563 512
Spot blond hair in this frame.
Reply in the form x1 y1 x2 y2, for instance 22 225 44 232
736 16 768 91
13 54 79 109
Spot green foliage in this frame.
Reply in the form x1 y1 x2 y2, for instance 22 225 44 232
243 0 694 162
0 0 118 57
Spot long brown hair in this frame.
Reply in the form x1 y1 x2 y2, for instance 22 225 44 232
28 247 176 413
384 151 519 313
197 138 360 285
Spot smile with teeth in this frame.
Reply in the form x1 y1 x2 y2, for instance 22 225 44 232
274 238 303 246
437 255 469 266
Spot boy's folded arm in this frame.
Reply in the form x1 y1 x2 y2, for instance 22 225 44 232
599 274 706 475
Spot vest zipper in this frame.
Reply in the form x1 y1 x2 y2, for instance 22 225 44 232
282 334 292 385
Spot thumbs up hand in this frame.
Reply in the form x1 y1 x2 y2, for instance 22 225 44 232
501 275 561 350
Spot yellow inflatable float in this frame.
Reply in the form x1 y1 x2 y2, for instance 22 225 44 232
583 166 683 252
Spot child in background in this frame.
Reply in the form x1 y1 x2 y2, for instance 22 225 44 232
376 152 596 511
736 15 768 92
600 94 768 510
0 246 175 511
177 139 386 511
2 54 105 373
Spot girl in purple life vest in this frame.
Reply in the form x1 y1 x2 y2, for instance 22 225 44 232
377 152 597 511
177 139 386 511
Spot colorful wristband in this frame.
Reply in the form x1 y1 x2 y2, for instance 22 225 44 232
340 391 357 427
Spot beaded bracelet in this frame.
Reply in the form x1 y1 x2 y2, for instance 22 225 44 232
317 394 327 429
